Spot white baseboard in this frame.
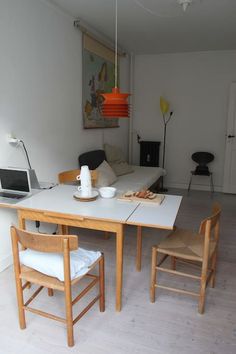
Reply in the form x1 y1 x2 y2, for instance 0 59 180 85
0 254 13 272
167 182 222 192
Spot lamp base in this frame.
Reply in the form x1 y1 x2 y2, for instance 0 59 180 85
159 176 168 193
159 187 168 193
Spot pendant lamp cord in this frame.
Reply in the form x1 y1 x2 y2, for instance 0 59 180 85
115 0 118 88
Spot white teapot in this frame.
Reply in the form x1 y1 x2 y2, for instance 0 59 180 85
76 165 92 197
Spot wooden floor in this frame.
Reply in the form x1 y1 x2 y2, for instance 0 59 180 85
0 189 236 353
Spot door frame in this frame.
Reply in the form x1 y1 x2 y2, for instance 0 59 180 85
223 82 236 193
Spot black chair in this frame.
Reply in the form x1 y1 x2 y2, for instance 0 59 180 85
188 152 214 193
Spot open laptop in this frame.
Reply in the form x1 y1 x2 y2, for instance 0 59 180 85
0 167 31 200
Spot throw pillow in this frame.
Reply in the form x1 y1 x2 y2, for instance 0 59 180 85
19 248 101 281
104 143 134 176
104 143 126 163
95 160 117 187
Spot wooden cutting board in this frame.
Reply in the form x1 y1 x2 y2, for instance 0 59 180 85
117 193 165 205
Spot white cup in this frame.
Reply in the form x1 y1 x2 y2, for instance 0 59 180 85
77 166 91 183
77 185 92 197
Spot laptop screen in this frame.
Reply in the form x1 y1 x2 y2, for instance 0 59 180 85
0 168 30 192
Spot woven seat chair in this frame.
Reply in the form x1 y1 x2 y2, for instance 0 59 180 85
150 203 221 314
11 226 105 347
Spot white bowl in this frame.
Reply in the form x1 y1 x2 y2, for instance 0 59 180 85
99 187 117 198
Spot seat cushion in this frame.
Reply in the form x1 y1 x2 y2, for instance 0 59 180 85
157 228 216 261
111 165 164 192
19 247 101 281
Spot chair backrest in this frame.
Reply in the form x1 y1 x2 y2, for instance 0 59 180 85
11 226 78 253
192 152 214 166
199 203 221 244
78 150 106 169
58 169 98 186
11 226 79 287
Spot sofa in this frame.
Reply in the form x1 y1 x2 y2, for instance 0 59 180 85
78 149 164 193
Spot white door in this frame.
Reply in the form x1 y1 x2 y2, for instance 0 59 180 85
223 82 236 193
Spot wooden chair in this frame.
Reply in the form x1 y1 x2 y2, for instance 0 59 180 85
58 169 110 239
11 226 105 347
58 168 98 186
58 169 98 235
150 203 221 314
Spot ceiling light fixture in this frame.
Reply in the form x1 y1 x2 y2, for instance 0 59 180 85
177 0 193 12
100 0 130 119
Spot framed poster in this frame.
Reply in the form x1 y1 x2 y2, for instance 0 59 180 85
83 34 119 129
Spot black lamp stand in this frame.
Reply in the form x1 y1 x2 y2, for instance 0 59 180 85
160 111 173 192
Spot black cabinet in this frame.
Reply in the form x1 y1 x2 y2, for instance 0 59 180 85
140 141 161 167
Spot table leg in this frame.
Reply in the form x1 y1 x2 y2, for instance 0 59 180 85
116 224 124 312
58 225 69 235
18 212 26 230
136 226 142 271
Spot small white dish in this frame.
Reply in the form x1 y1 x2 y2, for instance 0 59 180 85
73 189 99 201
99 187 117 198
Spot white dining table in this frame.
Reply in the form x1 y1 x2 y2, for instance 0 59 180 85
1 185 182 311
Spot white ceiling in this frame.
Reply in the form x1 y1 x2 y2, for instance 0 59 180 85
48 0 236 54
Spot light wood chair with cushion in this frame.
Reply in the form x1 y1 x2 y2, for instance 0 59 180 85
150 203 221 314
11 226 105 347
58 168 98 186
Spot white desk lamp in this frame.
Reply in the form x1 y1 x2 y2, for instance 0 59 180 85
7 134 32 169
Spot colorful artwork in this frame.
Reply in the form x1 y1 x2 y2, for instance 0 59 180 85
83 49 119 128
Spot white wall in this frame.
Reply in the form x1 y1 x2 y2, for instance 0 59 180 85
132 51 236 190
0 0 129 181
0 0 129 270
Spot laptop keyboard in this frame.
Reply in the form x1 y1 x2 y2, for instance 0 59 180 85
0 192 25 199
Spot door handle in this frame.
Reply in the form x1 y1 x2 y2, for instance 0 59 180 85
228 135 235 138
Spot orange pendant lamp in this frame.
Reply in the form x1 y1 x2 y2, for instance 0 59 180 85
100 0 130 118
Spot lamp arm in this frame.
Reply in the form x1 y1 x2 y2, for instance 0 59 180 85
20 140 32 169
165 111 173 125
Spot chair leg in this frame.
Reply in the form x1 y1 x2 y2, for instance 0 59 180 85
210 250 217 288
187 173 193 193
99 255 105 312
210 173 214 194
150 246 158 303
58 225 69 235
198 265 208 314
48 288 54 296
171 256 176 270
15 278 26 329
64 285 74 347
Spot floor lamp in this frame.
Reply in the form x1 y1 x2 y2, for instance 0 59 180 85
160 97 173 192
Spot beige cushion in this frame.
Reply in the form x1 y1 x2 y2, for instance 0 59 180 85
157 228 217 261
104 143 126 163
95 160 117 187
104 143 134 176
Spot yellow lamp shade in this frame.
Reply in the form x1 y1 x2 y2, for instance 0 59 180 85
160 97 169 114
